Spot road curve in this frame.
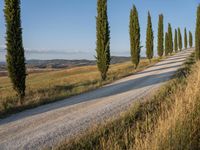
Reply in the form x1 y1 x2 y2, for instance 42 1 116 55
0 48 194 150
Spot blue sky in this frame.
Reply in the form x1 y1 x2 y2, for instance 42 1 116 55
0 0 199 58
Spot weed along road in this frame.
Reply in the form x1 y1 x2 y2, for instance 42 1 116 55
0 48 194 150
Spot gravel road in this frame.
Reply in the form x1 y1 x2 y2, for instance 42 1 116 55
0 48 194 150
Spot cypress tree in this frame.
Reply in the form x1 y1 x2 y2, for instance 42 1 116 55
165 32 169 56
96 0 110 80
178 28 183 51
157 14 164 57
189 31 193 48
196 4 200 60
184 28 188 49
174 29 178 52
146 12 154 62
4 0 26 103
129 5 140 69
168 23 173 54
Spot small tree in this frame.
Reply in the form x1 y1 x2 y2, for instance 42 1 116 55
157 14 164 57
165 32 169 56
146 12 154 62
178 28 183 51
184 28 188 49
4 0 26 103
168 23 173 54
96 0 110 80
129 5 140 69
174 29 178 52
196 5 200 60
195 4 200 60
189 31 193 48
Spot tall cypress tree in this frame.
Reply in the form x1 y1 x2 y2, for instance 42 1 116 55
146 12 154 62
165 32 169 56
168 23 173 54
178 28 183 51
157 14 164 57
129 5 140 69
174 29 178 52
4 0 26 103
189 31 193 48
184 28 188 49
196 4 200 60
96 0 110 80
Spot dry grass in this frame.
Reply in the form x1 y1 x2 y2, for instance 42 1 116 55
56 54 199 150
0 58 160 117
135 60 200 150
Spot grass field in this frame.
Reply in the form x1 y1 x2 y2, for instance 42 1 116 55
0 58 160 117
56 54 200 150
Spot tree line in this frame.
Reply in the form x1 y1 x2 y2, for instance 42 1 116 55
2 0 196 104
98 1 194 81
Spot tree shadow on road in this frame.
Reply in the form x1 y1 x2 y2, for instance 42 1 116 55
0 69 177 125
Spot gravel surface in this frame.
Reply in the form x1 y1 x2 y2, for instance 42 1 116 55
0 48 194 150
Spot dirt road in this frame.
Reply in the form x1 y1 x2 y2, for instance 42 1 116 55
0 48 194 150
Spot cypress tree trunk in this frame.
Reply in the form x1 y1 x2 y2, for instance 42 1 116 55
184 28 188 49
178 28 183 51
129 5 140 69
174 29 178 52
4 0 26 103
196 5 200 60
96 0 110 80
165 32 169 56
157 14 164 57
168 23 173 54
146 12 154 62
189 31 193 48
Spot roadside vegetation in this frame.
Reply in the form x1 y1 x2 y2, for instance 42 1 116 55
157 14 164 57
96 0 110 80
146 12 154 62
4 0 26 102
178 27 183 51
184 28 188 49
56 53 200 150
0 57 160 117
129 5 140 69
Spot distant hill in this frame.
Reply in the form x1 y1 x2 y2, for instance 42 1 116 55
0 56 132 72
26 56 132 69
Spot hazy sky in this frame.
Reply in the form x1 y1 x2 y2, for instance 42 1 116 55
0 0 199 57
